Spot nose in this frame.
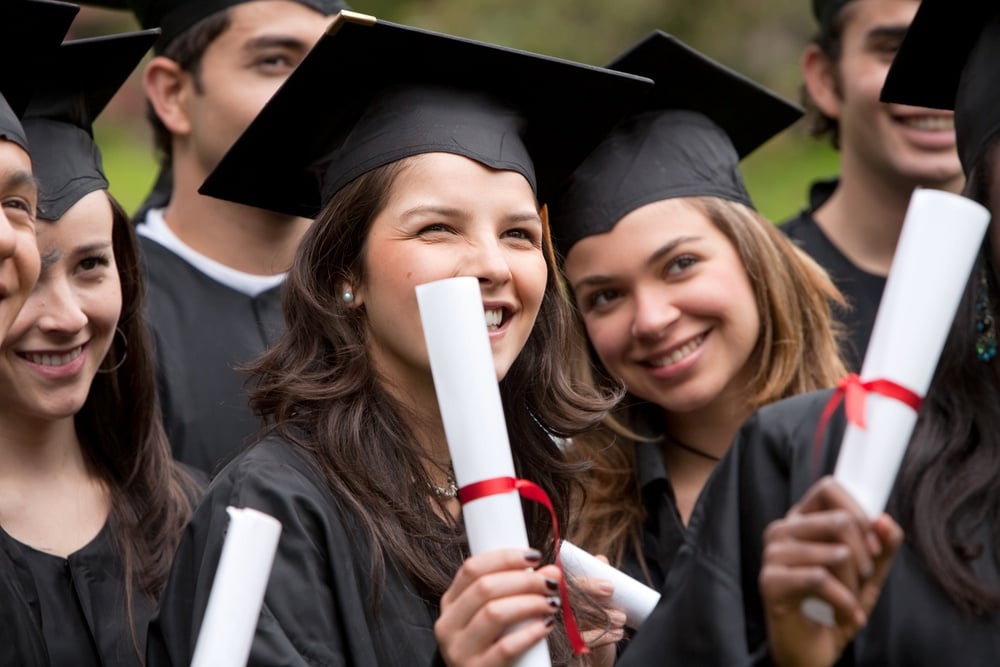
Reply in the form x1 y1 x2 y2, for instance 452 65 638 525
0 213 18 261
469 237 512 288
631 285 680 340
36 279 88 335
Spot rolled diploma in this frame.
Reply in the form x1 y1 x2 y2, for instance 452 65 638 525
559 540 660 629
836 188 989 518
803 188 990 626
191 506 283 667
416 276 550 667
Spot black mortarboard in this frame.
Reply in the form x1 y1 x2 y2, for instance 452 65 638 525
81 0 348 51
0 0 80 152
549 31 803 258
812 0 856 30
880 0 1000 175
198 11 653 219
23 29 161 221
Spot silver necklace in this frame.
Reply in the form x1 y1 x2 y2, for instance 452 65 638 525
429 466 459 498
430 478 459 498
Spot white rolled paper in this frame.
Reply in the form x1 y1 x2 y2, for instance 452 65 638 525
803 187 989 627
835 188 989 518
191 506 283 667
559 540 660 629
416 276 550 667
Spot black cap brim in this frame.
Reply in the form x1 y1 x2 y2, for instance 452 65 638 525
199 11 653 218
609 30 803 159
880 0 1000 172
25 29 161 220
0 0 80 151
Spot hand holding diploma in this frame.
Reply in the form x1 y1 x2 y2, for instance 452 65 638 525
418 276 554 667
799 188 990 628
559 540 659 630
191 506 282 667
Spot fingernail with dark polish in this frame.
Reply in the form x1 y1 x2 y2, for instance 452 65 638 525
544 578 559 592
524 549 542 563
547 596 561 609
544 615 556 627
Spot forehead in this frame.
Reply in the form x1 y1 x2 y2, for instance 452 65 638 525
0 139 33 175
563 198 727 276
841 0 920 33
219 0 332 42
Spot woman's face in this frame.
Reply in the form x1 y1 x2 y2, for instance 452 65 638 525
0 141 41 340
0 190 122 422
356 152 547 398
564 197 760 418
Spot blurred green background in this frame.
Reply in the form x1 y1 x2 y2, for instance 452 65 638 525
74 0 841 224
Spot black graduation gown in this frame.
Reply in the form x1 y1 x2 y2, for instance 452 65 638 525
617 389 1000 666
146 436 443 667
138 235 286 475
0 541 50 666
0 522 153 667
619 440 687 590
779 179 886 372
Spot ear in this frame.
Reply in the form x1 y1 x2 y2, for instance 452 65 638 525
801 44 841 120
340 281 364 308
143 56 193 137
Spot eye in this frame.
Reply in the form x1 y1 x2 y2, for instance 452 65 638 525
417 223 454 236
2 197 36 223
501 227 541 247
582 288 621 311
252 52 296 73
77 254 111 275
665 254 698 276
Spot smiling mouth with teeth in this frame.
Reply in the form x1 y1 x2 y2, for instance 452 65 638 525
898 116 954 131
20 345 84 367
484 308 509 331
646 334 705 368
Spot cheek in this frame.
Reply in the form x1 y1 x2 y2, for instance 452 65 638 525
583 317 627 367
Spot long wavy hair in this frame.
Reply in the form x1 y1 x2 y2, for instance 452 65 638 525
247 158 619 663
73 193 199 655
569 196 849 576
891 135 1000 615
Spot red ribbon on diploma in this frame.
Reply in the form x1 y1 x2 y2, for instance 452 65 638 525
813 373 924 478
459 476 589 656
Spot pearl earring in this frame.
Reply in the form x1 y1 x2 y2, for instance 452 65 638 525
342 290 355 303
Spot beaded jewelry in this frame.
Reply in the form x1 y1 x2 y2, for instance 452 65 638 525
975 269 997 362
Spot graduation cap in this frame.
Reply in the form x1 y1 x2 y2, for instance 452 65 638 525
880 0 1000 175
198 11 654 219
22 29 161 221
0 0 80 152
80 0 348 51
549 30 803 258
812 0 855 30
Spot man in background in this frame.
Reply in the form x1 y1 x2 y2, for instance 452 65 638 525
86 0 347 474
780 0 963 369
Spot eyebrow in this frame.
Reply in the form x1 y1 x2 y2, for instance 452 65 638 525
865 25 909 42
401 205 541 224
570 235 701 292
0 169 39 193
39 240 111 271
243 35 311 52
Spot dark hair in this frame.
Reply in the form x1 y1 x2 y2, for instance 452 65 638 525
146 10 232 160
75 193 199 652
801 3 853 148
892 135 1000 615
247 158 617 663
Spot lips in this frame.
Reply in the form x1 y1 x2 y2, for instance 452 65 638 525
644 333 706 368
18 345 84 367
896 115 954 132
